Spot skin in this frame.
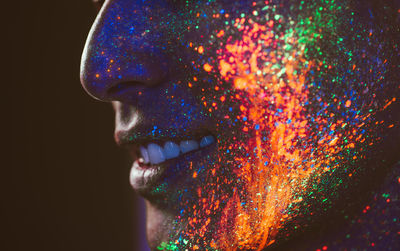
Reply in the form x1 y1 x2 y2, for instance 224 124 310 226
80 0 400 250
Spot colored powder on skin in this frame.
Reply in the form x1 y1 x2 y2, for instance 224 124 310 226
155 0 399 250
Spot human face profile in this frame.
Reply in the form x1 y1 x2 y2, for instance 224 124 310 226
80 0 400 250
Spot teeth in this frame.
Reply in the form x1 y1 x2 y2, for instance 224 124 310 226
180 140 199 153
140 146 150 164
147 143 166 164
164 141 180 159
200 135 215 148
138 135 215 165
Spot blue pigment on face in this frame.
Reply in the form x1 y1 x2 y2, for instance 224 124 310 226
80 0 400 249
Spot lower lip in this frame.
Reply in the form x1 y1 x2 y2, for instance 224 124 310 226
129 143 217 195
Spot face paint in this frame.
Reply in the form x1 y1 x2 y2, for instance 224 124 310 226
81 0 400 249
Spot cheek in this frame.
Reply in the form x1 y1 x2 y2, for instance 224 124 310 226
180 0 399 247
189 0 398 177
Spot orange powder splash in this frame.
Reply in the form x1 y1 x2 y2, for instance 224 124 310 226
214 18 345 250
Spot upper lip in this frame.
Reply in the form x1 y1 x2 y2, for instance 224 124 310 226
115 126 214 146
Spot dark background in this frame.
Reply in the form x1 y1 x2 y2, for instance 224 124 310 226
4 1 399 251
5 1 145 250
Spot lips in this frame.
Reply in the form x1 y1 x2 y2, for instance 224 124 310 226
116 127 217 194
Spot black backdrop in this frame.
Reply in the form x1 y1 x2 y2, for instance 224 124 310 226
5 1 399 251
5 1 144 250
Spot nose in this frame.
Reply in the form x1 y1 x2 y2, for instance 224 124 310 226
80 0 170 102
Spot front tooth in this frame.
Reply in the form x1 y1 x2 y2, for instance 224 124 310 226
147 143 166 164
180 140 199 154
199 135 215 148
140 146 150 164
164 141 180 159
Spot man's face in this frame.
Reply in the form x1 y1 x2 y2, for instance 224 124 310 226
81 0 399 249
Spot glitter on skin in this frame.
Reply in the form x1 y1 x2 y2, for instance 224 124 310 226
172 1 399 249
80 0 400 250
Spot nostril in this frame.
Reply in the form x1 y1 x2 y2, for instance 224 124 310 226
107 81 144 97
106 77 167 100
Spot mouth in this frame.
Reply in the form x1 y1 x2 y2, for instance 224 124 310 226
123 129 217 194
135 134 215 165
